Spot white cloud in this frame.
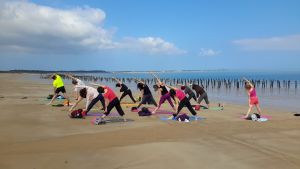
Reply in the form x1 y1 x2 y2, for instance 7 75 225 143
120 37 187 55
0 0 185 55
233 34 300 51
198 48 220 57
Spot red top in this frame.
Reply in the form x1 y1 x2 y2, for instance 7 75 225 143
103 86 117 102
176 89 186 101
249 88 257 98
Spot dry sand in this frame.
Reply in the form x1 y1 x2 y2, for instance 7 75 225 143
0 73 299 169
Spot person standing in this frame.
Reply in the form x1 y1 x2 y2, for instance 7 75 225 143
48 73 70 106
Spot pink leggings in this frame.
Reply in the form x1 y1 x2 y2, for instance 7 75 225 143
158 93 174 108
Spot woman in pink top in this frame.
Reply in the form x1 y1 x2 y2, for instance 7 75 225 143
243 78 262 118
168 85 198 119
91 83 125 121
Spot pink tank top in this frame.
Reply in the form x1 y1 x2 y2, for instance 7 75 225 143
104 86 117 102
176 89 186 101
249 88 257 98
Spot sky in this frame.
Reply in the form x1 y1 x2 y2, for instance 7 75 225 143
0 0 299 71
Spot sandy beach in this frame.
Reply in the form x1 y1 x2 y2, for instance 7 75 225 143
0 73 300 169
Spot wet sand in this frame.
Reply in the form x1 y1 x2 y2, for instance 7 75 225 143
0 73 300 169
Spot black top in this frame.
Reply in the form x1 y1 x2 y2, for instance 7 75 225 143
159 85 168 95
194 85 205 95
120 84 128 92
184 85 194 95
143 84 152 95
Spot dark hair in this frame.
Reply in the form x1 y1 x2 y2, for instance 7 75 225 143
97 86 105 93
169 89 176 97
153 84 159 91
51 75 57 80
116 83 121 87
137 83 144 90
192 84 197 90
79 88 87 98
180 86 186 90
72 79 78 85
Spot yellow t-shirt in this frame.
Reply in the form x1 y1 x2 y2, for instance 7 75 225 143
53 75 64 88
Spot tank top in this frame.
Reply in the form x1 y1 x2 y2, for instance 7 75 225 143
249 88 257 98
160 85 168 95
176 89 186 101
53 75 64 88
103 86 117 102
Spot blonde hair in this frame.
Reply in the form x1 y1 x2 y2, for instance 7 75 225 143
245 83 252 90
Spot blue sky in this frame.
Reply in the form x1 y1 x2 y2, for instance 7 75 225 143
0 0 299 71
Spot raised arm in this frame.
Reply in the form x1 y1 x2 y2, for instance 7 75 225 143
113 77 122 84
165 84 177 90
134 78 144 84
64 73 77 80
243 77 254 88
69 97 83 112
151 73 162 84
90 83 105 88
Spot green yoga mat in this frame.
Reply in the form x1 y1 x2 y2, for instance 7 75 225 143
209 107 224 110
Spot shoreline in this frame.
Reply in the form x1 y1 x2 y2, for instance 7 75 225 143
1 73 300 169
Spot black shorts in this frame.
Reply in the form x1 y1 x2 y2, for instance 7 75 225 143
55 86 66 94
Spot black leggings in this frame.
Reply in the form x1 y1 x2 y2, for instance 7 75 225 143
173 97 197 117
86 94 105 113
105 98 125 116
137 94 158 108
187 93 197 102
120 89 136 103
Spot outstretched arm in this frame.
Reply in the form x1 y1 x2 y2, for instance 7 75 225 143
151 73 162 84
64 73 77 80
165 84 177 90
243 77 254 88
113 77 122 84
69 97 83 112
134 78 144 84
90 83 105 88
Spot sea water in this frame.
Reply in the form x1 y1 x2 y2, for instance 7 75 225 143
36 70 300 112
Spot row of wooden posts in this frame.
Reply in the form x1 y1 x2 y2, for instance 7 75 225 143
40 74 298 90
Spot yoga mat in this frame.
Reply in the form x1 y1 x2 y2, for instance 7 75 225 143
52 104 64 107
90 117 134 125
240 115 271 119
191 105 208 109
131 107 174 115
240 115 271 122
123 103 139 108
86 112 119 117
121 102 138 105
192 105 223 110
209 107 224 111
160 116 205 122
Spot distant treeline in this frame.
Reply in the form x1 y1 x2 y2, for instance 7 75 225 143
0 70 109 73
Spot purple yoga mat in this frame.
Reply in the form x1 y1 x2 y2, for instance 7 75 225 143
131 107 191 115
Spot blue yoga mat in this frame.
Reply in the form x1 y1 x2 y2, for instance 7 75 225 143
160 116 206 121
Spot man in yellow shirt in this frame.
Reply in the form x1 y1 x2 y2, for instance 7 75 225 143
48 74 70 105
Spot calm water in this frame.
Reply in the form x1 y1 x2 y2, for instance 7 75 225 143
35 71 300 112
